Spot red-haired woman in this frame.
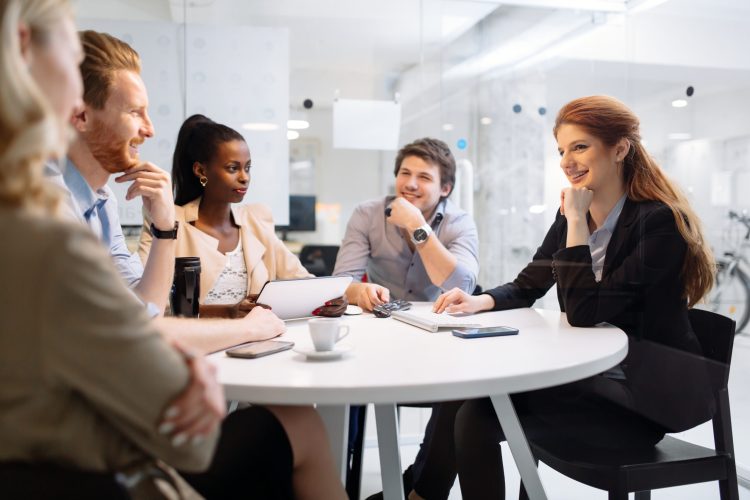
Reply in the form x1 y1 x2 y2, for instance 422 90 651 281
406 95 716 500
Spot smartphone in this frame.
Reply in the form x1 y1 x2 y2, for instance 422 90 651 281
226 340 294 359
452 326 519 339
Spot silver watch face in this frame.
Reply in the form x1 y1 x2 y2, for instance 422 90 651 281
413 228 428 242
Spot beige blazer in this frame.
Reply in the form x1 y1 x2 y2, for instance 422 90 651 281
0 209 216 481
139 197 312 303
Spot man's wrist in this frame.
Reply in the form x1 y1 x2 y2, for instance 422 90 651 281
151 221 179 239
410 223 432 246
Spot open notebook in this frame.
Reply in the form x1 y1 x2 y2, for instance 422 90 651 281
390 310 481 333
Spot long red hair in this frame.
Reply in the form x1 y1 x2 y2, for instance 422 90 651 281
554 95 714 307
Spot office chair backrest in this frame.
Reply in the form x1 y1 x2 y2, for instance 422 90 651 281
688 308 736 388
688 308 736 457
299 245 340 276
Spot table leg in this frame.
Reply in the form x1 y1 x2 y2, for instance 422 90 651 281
490 394 547 500
374 403 404 500
317 404 349 483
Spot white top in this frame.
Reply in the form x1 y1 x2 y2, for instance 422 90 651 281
210 304 628 405
203 240 248 305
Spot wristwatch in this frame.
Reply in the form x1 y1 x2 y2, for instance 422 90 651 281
411 223 432 245
151 221 179 240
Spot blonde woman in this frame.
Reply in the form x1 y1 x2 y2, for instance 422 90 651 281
0 2 346 499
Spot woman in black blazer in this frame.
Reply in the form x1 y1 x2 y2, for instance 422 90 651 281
406 95 716 500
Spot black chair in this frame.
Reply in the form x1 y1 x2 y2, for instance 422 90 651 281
0 462 130 499
299 245 340 277
520 308 739 500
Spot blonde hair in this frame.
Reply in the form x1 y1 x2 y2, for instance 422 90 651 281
554 95 714 307
79 30 140 109
0 0 71 213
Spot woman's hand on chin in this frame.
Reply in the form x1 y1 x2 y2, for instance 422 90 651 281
560 186 593 221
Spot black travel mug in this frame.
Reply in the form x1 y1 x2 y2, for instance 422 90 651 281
171 257 201 317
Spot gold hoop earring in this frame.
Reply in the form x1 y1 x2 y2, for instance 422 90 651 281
199 176 208 187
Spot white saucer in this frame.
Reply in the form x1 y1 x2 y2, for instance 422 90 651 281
293 344 352 360
344 305 363 315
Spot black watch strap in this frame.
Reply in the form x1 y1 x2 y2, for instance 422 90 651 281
151 221 179 240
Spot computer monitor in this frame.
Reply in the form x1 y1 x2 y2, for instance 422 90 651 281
276 195 316 239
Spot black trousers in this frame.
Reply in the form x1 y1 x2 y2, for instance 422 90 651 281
412 383 667 500
180 405 294 500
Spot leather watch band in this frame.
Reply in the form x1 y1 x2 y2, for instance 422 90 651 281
151 221 179 240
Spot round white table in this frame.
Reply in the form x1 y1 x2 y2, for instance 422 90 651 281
210 305 628 500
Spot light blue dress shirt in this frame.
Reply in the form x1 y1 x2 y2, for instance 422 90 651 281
63 158 145 289
588 194 627 282
333 197 479 301
50 158 159 318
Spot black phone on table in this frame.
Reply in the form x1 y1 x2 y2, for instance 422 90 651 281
225 340 294 359
452 326 519 339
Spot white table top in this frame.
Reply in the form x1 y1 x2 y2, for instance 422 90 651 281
210 304 628 405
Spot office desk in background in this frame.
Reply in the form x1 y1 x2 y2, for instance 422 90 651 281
209 304 628 500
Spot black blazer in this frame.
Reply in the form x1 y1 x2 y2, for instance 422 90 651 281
486 199 713 432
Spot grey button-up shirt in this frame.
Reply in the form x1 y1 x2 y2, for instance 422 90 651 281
333 197 479 301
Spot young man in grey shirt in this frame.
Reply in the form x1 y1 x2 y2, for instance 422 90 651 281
334 138 479 499
334 137 479 310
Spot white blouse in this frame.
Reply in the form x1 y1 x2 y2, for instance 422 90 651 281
203 240 248 305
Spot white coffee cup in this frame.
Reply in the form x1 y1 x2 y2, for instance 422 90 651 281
309 317 350 352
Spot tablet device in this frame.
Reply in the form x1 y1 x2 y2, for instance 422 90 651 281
255 276 352 320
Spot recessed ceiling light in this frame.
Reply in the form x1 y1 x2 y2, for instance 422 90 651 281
668 132 691 140
242 122 278 131
672 99 688 108
442 123 454 131
529 204 546 214
480 117 492 125
287 119 310 130
287 130 300 140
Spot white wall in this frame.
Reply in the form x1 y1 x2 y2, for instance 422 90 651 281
286 107 384 245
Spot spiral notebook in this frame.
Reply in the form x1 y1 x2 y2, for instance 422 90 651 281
390 310 481 333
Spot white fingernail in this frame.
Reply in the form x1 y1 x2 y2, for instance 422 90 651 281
172 433 187 447
191 435 204 446
164 406 180 418
158 422 174 435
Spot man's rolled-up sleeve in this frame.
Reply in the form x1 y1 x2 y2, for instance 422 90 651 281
333 205 374 282
439 213 479 293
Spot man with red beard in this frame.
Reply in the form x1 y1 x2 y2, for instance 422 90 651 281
58 30 175 315
45 30 286 357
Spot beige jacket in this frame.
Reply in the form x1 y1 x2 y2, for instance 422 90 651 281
0 209 217 488
139 198 311 303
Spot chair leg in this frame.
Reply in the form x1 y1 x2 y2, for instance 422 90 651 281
719 459 740 500
634 491 651 500
608 488 628 500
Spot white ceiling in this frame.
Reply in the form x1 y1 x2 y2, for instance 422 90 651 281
73 0 750 110
74 0 498 107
